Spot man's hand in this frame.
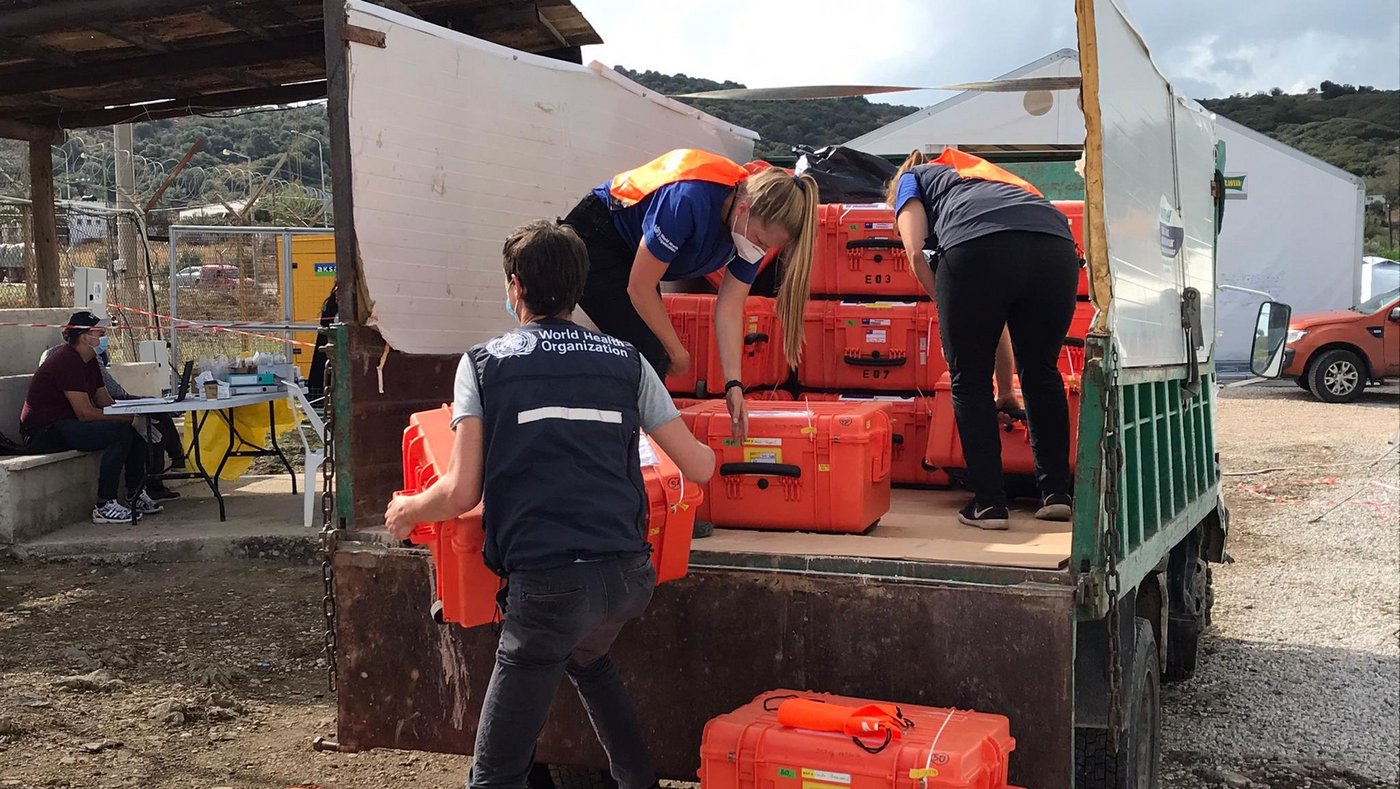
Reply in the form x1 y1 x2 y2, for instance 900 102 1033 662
384 492 420 541
725 387 749 441
666 347 691 378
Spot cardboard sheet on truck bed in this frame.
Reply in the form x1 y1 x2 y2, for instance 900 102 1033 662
699 489 1071 570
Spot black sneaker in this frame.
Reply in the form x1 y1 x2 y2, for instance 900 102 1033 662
958 501 1009 530
1036 493 1073 521
692 519 715 539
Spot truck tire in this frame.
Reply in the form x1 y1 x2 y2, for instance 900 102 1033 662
1164 559 1213 683
1075 618 1160 788
1308 349 1366 403
541 765 617 789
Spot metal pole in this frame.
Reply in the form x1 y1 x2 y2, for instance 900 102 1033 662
168 227 179 364
282 231 294 361
289 130 327 225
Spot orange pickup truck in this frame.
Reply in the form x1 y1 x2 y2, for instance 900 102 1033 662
1283 287 1400 402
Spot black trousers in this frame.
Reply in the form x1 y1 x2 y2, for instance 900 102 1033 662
935 230 1080 506
562 194 670 377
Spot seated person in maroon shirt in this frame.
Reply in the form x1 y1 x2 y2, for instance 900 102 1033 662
20 311 164 524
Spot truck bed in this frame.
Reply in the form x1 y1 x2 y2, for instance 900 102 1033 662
697 488 1072 570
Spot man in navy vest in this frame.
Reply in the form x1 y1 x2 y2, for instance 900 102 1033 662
385 220 715 789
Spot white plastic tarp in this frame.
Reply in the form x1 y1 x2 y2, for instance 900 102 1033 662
343 1 758 355
1092 0 1216 368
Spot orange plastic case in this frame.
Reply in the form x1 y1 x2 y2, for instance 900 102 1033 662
1050 199 1089 298
663 294 787 397
401 405 703 628
802 393 948 487
680 400 892 533
699 690 1021 789
924 374 1081 477
810 204 921 298
799 301 944 393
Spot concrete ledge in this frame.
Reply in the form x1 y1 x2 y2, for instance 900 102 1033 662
0 449 100 544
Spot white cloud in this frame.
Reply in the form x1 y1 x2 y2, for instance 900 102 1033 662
575 0 1399 103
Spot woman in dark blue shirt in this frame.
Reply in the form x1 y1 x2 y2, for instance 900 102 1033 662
890 149 1080 529
561 151 819 440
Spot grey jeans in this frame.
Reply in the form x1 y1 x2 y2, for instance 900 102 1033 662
469 552 658 789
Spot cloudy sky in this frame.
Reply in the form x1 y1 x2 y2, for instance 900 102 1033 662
575 0 1400 107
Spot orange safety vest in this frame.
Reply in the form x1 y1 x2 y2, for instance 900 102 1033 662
932 148 1043 197
608 149 763 208
776 698 910 741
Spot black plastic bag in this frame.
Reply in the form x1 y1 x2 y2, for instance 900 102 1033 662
794 145 898 204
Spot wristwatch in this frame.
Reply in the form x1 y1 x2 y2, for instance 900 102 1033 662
724 379 744 394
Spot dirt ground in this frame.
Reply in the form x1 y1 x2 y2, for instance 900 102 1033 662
1 383 1397 789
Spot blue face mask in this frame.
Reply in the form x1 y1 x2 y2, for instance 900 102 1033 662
96 335 109 353
505 293 517 320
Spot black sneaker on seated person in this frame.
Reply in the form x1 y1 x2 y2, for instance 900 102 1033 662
146 484 181 501
958 501 1010 530
1036 493 1073 521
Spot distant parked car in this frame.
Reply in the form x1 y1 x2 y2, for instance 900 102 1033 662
174 264 243 290
1283 286 1400 402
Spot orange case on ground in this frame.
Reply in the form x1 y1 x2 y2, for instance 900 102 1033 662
924 374 1081 476
402 405 702 628
802 393 948 487
664 294 787 398
680 400 892 533
810 203 923 298
699 690 1022 789
799 301 944 393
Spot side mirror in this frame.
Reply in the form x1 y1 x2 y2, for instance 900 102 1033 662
1250 301 1292 379
1389 306 1400 322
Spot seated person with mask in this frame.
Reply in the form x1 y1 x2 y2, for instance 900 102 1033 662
20 311 164 523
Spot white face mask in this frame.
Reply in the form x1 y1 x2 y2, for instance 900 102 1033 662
731 210 765 265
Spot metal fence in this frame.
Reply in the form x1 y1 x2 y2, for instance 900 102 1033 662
166 225 332 367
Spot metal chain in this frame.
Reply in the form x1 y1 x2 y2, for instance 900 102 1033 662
1100 368 1124 752
319 354 339 694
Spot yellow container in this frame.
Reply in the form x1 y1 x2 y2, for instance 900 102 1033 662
289 234 337 377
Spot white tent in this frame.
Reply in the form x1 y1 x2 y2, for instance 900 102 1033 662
846 50 1366 368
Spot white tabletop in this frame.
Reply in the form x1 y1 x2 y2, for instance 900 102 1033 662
104 390 290 415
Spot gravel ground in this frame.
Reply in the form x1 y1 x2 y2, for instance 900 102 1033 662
0 382 1396 788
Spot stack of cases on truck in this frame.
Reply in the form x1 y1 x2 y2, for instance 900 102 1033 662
700 690 1021 789
663 294 787 398
401 405 704 628
800 203 944 488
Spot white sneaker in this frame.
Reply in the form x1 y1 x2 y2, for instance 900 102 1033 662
132 491 164 515
93 500 137 524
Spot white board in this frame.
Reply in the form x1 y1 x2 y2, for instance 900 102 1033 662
343 1 758 355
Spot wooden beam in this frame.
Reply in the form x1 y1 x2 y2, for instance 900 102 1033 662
371 0 423 19
0 117 61 144
325 0 363 324
27 140 61 307
88 21 173 52
0 0 230 37
0 35 79 67
144 138 205 211
28 80 328 128
201 4 274 39
0 33 322 97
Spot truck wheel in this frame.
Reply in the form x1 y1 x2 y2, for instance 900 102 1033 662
543 765 617 789
1308 349 1366 403
1075 618 1160 788
1164 559 1213 683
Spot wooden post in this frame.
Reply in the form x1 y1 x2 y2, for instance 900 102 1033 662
325 0 360 323
27 140 62 307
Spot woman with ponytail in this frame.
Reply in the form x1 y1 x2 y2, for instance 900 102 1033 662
888 148 1080 530
562 149 819 443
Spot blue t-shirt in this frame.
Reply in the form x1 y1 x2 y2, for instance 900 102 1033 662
591 180 761 284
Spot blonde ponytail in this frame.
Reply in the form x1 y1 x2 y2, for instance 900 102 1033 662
745 169 821 369
884 149 927 207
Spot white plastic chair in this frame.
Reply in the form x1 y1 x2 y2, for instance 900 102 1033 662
283 381 327 528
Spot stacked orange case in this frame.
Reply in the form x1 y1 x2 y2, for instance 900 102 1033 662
925 374 1082 477
401 405 704 628
663 294 787 398
680 400 893 533
799 301 944 393
699 690 1022 789
801 393 948 486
